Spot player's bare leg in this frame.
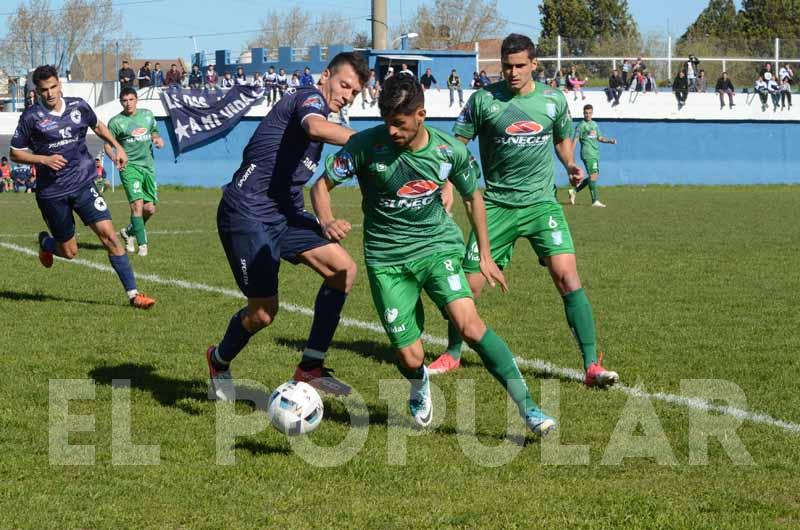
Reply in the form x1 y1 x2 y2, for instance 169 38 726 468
430 272 485 374
292 243 357 395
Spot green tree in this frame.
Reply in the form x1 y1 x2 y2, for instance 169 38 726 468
537 0 592 56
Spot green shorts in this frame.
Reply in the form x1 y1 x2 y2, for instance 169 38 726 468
582 158 599 175
463 201 575 273
368 249 473 348
120 164 158 204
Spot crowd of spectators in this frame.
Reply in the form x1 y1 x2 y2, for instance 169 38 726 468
0 156 36 194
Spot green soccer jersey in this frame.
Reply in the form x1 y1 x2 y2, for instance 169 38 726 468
575 119 601 161
326 125 479 267
108 109 159 169
452 81 572 207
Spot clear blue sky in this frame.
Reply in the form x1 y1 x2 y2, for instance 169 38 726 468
0 0 737 61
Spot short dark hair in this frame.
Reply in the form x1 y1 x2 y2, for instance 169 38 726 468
501 33 536 60
122 60 129 64
327 51 370 86
583 104 593 111
379 74 424 117
32 65 59 86
1 156 8 162
119 86 138 99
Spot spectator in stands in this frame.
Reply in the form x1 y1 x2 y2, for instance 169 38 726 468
300 67 314 86
672 70 688 109
471 71 484 89
604 68 623 106
166 64 184 87
780 75 792 110
684 55 699 91
12 165 29 193
253 71 264 90
633 56 646 74
264 66 277 104
25 90 36 109
188 64 203 89
779 63 794 85
119 60 135 89
289 72 301 90
761 62 774 81
447 69 463 107
621 59 631 88
138 61 152 88
567 65 587 100
767 75 781 111
94 158 109 193
399 63 414 77
715 72 735 109
235 66 247 85
420 67 437 91
644 70 658 93
220 71 235 89
479 70 491 86
554 68 567 91
205 64 218 89
535 68 546 84
362 69 379 108
630 68 645 92
277 68 288 97
1 157 12 192
151 63 164 87
26 165 36 193
384 66 394 81
754 74 769 111
696 69 707 92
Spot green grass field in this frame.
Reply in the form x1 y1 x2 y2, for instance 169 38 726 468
1 185 799 529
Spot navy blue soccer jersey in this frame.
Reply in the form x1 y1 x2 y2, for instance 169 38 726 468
220 86 330 227
11 97 98 199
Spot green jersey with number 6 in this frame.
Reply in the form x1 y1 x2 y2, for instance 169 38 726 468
574 119 601 162
107 109 159 170
453 81 572 207
326 125 479 267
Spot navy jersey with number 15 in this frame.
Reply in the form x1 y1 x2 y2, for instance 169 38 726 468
11 97 98 199
220 86 331 229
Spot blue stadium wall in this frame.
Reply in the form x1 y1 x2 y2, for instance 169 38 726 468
144 118 800 188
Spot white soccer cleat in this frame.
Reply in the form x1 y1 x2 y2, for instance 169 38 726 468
137 244 148 257
592 201 607 208
408 365 433 427
120 228 135 253
206 346 235 402
568 188 576 205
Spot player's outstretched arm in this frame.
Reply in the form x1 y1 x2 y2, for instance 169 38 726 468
93 121 128 169
311 174 352 242
462 190 508 293
555 138 584 187
600 136 617 144
302 115 355 146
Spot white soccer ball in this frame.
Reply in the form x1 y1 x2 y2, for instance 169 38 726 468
267 381 324 436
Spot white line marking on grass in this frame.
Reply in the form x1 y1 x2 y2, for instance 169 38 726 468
3 241 799 435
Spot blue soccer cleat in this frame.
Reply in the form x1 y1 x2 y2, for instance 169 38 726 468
408 365 433 427
524 407 557 437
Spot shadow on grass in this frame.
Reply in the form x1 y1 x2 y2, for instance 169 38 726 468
0 289 116 307
76 241 107 251
234 438 292 456
89 362 208 415
273 336 482 368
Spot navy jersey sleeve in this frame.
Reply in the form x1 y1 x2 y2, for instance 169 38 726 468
295 90 328 124
10 113 32 150
81 99 98 129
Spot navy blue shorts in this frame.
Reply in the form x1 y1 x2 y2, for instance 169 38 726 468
36 184 113 243
217 205 332 298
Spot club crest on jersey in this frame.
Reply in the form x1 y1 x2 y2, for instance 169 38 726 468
397 179 438 198
546 103 557 118
70 109 82 124
438 162 453 180
332 152 354 178
436 144 454 159
505 121 543 136
302 94 324 110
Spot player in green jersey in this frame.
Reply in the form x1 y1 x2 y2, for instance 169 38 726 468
310 74 557 435
431 33 619 388
106 87 164 257
569 104 616 208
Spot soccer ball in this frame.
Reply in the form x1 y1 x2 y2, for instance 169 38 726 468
267 381 324 436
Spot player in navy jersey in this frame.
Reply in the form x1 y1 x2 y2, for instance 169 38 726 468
10 65 155 309
207 52 370 401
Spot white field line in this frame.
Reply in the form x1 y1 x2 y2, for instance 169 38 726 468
2 241 799 435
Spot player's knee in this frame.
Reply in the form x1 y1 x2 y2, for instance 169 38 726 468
144 204 156 216
248 304 278 330
457 317 487 344
341 259 357 293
